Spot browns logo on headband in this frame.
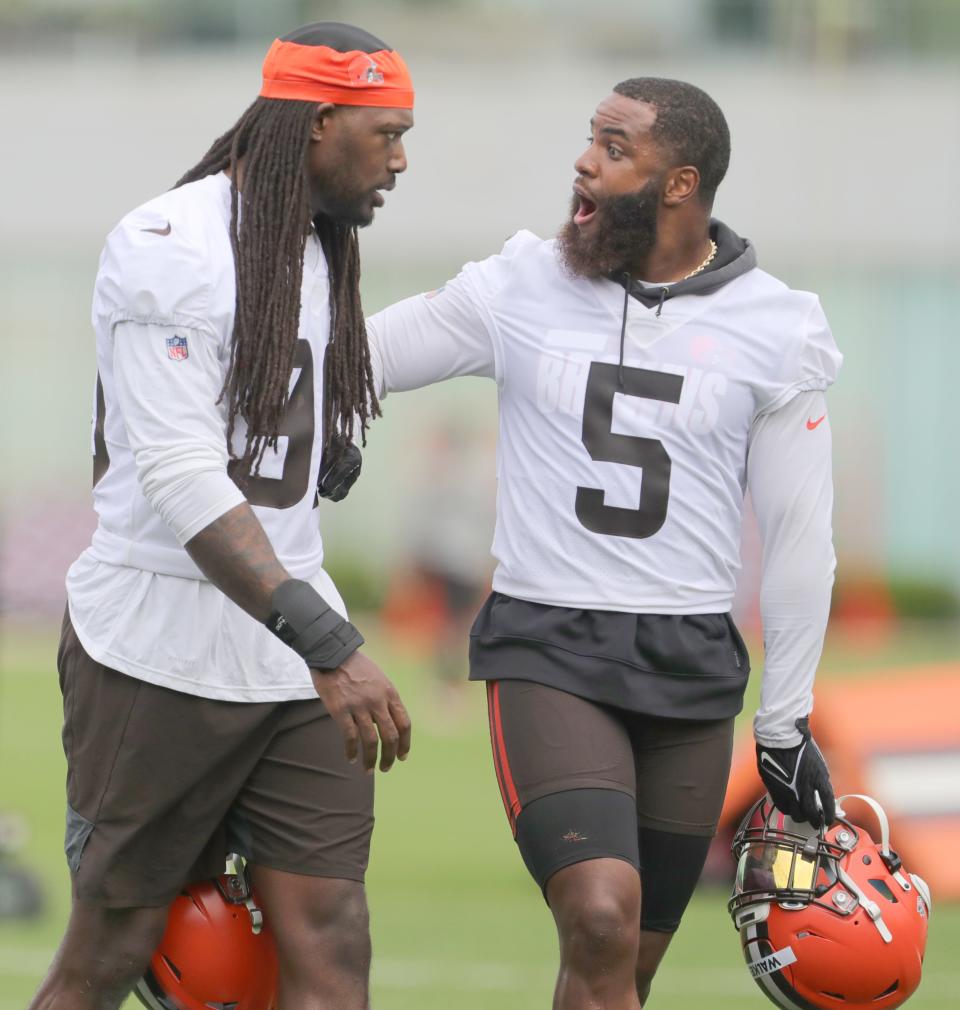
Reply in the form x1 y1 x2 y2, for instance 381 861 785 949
260 21 414 109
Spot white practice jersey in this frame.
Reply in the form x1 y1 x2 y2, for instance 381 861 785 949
67 172 341 701
368 229 842 744
369 230 840 614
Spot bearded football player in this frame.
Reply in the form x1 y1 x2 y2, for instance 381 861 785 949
367 78 840 1009
32 22 413 1010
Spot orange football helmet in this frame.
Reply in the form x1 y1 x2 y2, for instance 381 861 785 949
729 793 930 1010
134 864 278 1010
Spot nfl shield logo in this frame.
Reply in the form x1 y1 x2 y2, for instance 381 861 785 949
166 335 189 361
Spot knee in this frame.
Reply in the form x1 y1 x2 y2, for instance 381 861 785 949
556 887 640 971
323 887 370 962
276 884 371 975
308 883 369 941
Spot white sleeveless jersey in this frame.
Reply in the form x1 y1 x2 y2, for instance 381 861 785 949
88 171 330 580
368 230 842 615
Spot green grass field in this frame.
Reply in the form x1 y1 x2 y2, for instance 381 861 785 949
1 621 959 1009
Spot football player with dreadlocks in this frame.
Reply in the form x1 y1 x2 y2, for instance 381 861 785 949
367 78 840 1009
32 22 413 1010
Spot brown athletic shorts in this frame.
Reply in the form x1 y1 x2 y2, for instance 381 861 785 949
58 613 373 908
486 679 734 930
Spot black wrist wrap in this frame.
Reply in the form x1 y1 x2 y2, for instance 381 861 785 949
265 579 364 672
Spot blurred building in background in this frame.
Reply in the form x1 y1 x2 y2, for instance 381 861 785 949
1 0 958 628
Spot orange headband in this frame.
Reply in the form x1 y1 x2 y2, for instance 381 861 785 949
260 40 414 108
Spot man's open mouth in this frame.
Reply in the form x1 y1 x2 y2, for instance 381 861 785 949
573 190 598 225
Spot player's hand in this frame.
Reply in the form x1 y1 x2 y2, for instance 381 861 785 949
317 438 362 502
756 717 836 828
310 651 411 772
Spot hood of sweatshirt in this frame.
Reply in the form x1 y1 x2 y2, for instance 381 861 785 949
617 218 757 312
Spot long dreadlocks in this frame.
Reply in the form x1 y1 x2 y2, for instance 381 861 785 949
176 96 380 482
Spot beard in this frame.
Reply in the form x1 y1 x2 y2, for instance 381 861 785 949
311 159 379 228
557 178 662 280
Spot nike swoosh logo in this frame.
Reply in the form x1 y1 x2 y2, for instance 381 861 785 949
140 222 172 236
806 414 826 430
759 752 791 781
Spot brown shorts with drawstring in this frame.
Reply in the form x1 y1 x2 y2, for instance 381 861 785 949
58 612 373 908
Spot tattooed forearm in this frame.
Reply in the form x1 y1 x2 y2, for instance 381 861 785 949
184 502 289 620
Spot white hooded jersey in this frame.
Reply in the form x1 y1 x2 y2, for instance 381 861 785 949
66 172 343 701
368 228 842 744
369 229 840 614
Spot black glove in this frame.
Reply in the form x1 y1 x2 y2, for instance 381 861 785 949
756 717 836 828
317 439 362 502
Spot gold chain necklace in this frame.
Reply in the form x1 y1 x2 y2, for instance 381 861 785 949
681 239 718 281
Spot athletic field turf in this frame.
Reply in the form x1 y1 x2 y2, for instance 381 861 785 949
2 622 958 1010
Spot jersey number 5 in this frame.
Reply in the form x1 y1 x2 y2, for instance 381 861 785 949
575 361 683 539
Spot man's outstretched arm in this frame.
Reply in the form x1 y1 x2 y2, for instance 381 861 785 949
367 277 497 398
367 234 550 397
